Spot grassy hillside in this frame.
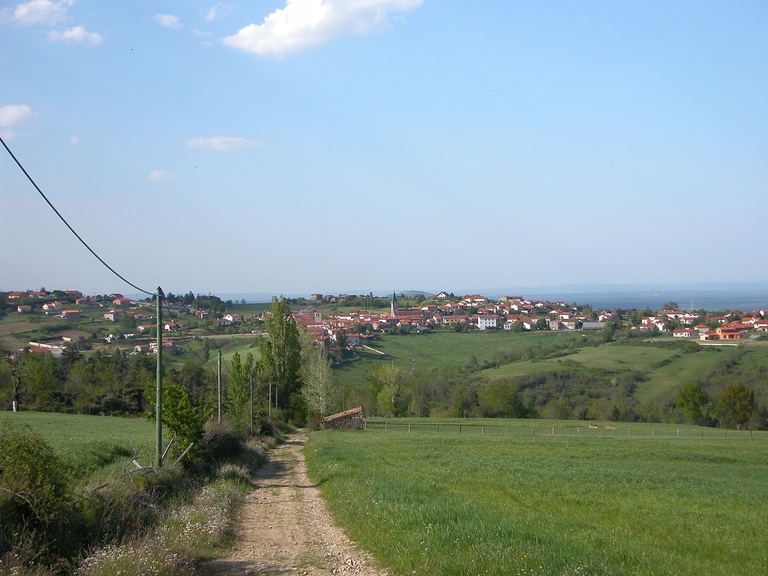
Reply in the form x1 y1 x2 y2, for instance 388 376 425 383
335 331 589 387
306 425 768 576
333 332 768 417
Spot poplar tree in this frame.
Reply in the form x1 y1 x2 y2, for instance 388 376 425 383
226 351 256 430
259 296 303 421
300 330 336 418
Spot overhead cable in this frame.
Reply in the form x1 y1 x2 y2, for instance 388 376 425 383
0 135 153 296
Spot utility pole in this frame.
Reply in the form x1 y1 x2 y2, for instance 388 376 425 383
217 350 222 424
268 381 272 421
156 286 163 469
249 373 254 436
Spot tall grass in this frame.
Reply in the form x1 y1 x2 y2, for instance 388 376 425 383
306 424 768 575
0 413 273 576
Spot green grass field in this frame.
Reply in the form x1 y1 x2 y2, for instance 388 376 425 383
0 411 156 479
483 344 679 381
335 331 587 386
306 423 768 576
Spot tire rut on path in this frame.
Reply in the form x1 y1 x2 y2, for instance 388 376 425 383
204 432 388 576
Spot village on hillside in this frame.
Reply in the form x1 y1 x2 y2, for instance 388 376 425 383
3 288 768 359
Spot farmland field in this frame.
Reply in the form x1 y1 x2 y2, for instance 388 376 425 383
482 343 679 380
0 411 156 478
306 422 768 576
334 331 589 386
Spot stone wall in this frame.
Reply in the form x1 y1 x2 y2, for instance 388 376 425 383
321 406 363 430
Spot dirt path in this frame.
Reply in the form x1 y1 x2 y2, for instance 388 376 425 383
205 432 388 576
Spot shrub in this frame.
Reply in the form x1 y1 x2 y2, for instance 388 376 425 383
0 420 72 526
200 421 243 462
0 420 76 567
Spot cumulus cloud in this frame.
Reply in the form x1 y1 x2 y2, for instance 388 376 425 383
148 170 172 180
0 104 36 127
48 25 103 44
0 129 19 140
6 0 72 25
69 134 79 144
222 0 422 57
187 136 262 151
154 13 181 29
206 4 233 21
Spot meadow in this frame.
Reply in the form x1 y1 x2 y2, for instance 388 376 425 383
334 331 588 387
306 422 768 576
0 411 156 479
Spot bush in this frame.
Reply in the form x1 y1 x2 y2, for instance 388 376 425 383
200 422 244 462
0 420 72 526
0 420 77 567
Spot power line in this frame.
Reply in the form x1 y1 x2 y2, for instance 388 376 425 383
0 135 153 296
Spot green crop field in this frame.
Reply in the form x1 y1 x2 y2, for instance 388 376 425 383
335 331 587 386
306 423 768 576
0 411 156 479
633 348 741 403
486 344 679 378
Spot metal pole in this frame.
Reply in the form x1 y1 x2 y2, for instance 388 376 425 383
268 381 272 421
156 287 163 468
249 374 254 436
217 350 222 424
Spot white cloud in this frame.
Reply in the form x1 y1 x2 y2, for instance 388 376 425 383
154 13 181 29
206 4 233 21
48 25 103 44
148 170 172 180
69 134 79 144
0 104 36 127
7 0 72 25
187 136 262 151
222 0 422 57
0 129 19 140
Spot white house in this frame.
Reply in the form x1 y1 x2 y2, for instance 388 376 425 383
477 314 500 330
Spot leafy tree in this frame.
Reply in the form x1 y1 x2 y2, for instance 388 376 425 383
602 321 616 342
119 313 137 333
720 383 756 430
368 364 411 417
226 352 256 431
676 382 708 424
509 321 525 333
146 382 212 460
300 330 337 418
661 301 679 310
477 381 526 417
259 296 303 422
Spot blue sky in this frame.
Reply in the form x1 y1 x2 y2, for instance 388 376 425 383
1 1 767 296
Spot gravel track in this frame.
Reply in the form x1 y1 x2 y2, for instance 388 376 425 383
204 432 388 576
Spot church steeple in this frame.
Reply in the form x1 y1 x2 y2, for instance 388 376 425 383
391 292 398 316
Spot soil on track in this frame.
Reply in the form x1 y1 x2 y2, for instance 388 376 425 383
205 432 388 576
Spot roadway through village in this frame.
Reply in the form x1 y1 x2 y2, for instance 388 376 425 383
204 432 388 576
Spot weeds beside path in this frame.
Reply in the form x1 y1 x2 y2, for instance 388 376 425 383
204 432 387 576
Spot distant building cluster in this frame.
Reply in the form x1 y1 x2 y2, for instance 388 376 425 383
293 293 768 344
